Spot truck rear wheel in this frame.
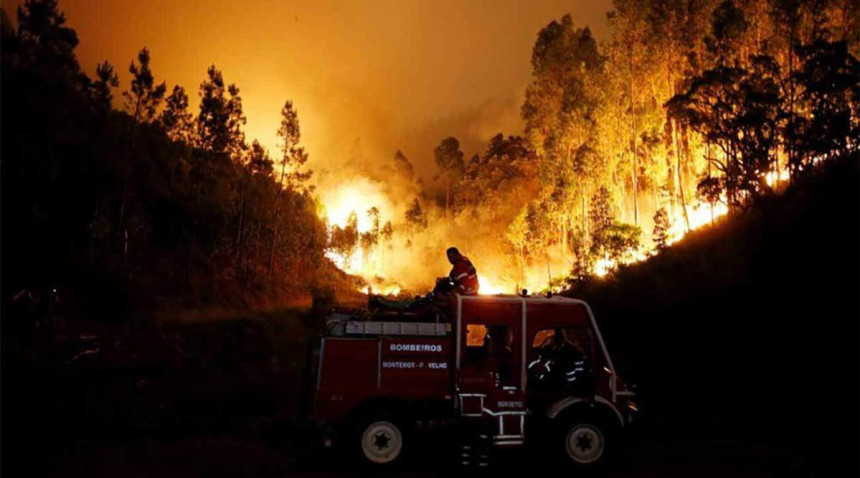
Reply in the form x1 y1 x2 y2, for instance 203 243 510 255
354 413 406 467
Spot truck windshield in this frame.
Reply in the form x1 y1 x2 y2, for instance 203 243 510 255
528 326 594 394
532 327 591 357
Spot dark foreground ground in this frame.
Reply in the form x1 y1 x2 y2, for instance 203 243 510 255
5 161 859 477
36 424 808 478
2 309 852 478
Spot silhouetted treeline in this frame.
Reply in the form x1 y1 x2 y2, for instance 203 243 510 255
1 1 332 317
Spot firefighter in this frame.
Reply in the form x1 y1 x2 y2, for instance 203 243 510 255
445 247 479 295
430 247 479 319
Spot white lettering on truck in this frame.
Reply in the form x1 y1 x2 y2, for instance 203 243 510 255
382 361 448 370
382 361 416 369
389 343 443 353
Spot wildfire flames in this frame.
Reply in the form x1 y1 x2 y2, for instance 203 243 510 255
319 178 525 296
318 164 792 297
320 179 394 275
477 276 513 295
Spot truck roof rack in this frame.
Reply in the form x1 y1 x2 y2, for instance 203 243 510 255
345 320 449 337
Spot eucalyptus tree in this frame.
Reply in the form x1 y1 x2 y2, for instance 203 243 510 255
433 137 465 224
522 15 604 252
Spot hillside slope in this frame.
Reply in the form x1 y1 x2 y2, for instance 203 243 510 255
571 156 859 474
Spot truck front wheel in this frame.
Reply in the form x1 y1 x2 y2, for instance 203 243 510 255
354 413 406 467
565 422 606 465
557 415 616 470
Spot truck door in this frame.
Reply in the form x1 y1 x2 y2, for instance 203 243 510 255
455 297 527 446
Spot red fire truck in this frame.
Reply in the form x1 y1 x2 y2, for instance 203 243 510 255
310 294 636 469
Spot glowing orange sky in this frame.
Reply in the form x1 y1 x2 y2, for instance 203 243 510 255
2 0 610 179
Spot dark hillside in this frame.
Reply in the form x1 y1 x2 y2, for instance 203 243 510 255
571 156 859 475
0 6 342 321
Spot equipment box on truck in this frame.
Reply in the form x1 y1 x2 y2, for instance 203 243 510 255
309 294 636 469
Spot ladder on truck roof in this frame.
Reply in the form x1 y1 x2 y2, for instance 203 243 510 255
345 320 449 337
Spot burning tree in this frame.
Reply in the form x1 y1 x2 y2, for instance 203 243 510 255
434 137 465 224
359 207 381 273
403 198 428 246
652 208 670 251
587 187 642 273
329 212 359 266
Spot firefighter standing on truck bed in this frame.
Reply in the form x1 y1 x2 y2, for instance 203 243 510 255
446 247 479 295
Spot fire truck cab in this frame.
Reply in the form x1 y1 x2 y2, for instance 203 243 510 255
311 294 636 469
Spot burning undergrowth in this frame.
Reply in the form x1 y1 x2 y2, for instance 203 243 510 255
312 134 749 298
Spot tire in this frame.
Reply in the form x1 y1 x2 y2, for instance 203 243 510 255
557 414 616 471
353 412 407 468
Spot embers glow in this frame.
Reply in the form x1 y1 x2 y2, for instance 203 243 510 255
667 199 729 246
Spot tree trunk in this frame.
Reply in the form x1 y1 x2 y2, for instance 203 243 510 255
629 67 639 226
726 141 737 214
631 151 638 226
280 151 289 187
133 95 142 125
786 23 796 183
235 177 248 278
119 182 128 267
269 211 280 276
251 207 262 280
581 194 588 244
673 119 690 230
707 142 715 225
545 255 552 291
561 214 567 265
270 152 290 276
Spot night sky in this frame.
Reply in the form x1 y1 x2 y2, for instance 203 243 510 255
1 0 612 178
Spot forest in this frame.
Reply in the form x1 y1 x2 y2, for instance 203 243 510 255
1 1 858 476
1 0 858 314
2 0 334 317
324 0 859 295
